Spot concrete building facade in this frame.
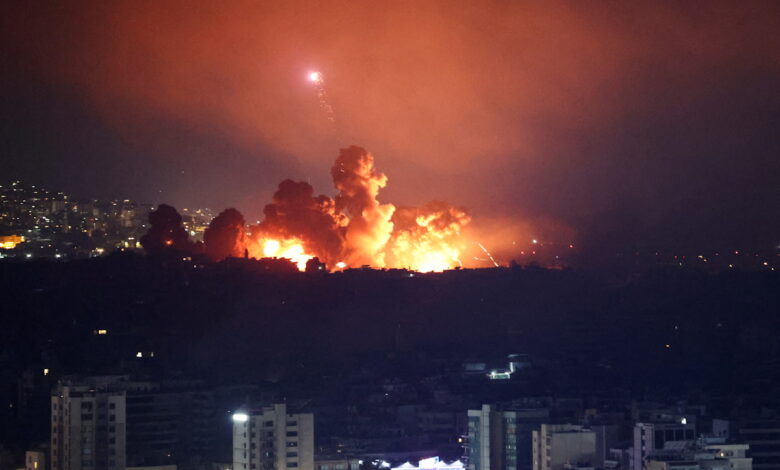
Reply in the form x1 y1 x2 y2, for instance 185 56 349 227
646 441 751 470
233 404 314 470
51 381 127 470
467 405 549 470
633 422 696 470
532 424 596 470
314 458 361 470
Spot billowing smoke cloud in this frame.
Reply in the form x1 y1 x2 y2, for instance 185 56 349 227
204 208 247 261
332 146 395 267
228 146 477 271
140 204 197 255
250 179 345 266
142 145 564 271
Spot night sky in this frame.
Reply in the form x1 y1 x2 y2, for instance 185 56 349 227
2 0 779 252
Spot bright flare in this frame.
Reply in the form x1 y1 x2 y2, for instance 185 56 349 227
307 70 334 122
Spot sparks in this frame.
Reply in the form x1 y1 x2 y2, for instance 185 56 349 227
475 241 499 267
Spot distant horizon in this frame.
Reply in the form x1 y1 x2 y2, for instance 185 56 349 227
2 178 777 260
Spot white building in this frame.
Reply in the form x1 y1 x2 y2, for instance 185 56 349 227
633 421 696 470
233 404 314 470
532 424 596 470
51 381 127 470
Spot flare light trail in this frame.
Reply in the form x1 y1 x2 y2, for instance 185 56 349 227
308 70 335 122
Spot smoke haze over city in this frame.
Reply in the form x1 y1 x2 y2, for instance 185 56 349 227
3 0 779 257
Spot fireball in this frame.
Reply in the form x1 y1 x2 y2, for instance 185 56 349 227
249 237 313 271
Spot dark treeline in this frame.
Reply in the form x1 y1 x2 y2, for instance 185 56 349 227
1 253 778 392
1 253 779 449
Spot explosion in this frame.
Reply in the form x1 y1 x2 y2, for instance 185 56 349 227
255 237 312 271
331 146 396 268
246 146 468 272
387 202 471 272
147 146 479 272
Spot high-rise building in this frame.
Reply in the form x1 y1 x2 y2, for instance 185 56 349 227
51 376 217 470
125 387 215 468
633 421 696 470
233 404 314 470
532 424 596 470
51 380 127 470
467 404 549 470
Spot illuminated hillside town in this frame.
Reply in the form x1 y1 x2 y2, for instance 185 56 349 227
0 181 213 259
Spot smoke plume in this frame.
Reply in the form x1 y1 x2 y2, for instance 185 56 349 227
204 208 247 261
143 146 485 271
244 145 473 271
140 204 196 255
331 146 395 267
250 179 345 266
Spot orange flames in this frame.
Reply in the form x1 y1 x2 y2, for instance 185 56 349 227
240 146 474 272
247 237 313 271
386 202 471 272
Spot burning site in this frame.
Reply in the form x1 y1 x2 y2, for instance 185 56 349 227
142 145 483 272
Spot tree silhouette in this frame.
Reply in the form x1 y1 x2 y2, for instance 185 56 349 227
204 208 246 261
140 204 192 255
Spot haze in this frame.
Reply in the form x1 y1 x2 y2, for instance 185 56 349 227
2 0 779 254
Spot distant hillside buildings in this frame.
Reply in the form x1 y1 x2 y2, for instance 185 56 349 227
0 181 213 259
